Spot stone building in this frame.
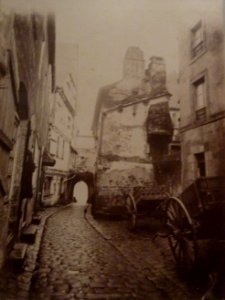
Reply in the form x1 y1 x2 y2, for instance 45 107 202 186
75 135 96 174
92 47 180 215
0 8 55 267
178 1 225 189
43 43 78 206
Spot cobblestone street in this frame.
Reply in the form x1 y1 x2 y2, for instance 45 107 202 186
86 206 203 300
30 204 163 299
28 204 202 300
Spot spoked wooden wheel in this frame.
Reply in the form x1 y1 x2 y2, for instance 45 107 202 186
125 193 137 231
165 197 198 273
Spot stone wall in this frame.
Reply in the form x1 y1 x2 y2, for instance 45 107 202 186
178 1 225 190
0 9 55 268
178 2 225 129
181 119 225 189
75 148 96 174
95 96 172 213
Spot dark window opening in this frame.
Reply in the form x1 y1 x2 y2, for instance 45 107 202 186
170 145 181 154
148 135 170 161
195 152 206 177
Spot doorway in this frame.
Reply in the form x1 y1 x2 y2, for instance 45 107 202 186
195 152 206 177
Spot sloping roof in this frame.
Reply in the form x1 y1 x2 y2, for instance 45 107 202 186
91 82 118 135
92 73 171 137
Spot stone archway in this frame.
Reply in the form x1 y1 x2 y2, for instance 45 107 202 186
65 172 95 205
73 181 88 205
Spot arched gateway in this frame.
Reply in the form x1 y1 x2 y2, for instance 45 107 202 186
65 172 95 205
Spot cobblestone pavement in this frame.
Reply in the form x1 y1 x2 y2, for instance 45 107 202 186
29 203 206 300
85 206 204 300
0 206 59 300
30 204 169 300
0 203 208 300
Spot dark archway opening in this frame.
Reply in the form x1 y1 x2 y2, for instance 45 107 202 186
66 172 95 205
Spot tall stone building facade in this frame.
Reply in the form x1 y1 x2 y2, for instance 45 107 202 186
43 43 78 206
178 1 225 189
0 8 55 267
43 84 77 206
92 47 180 215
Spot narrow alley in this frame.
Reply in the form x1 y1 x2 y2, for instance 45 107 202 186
30 204 164 299
28 204 201 300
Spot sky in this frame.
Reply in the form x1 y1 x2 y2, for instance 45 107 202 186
2 0 218 135
55 0 181 135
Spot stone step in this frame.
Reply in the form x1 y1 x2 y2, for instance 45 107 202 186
21 225 37 244
9 242 28 270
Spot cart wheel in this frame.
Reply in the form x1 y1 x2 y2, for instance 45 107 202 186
125 193 137 231
165 197 198 273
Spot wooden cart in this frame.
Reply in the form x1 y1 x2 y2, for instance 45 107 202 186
125 185 168 231
165 176 225 271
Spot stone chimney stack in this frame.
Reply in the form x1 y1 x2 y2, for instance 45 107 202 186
146 56 167 94
123 46 145 79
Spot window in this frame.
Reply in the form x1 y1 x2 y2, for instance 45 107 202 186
193 76 207 122
195 77 205 110
195 152 206 177
191 21 205 59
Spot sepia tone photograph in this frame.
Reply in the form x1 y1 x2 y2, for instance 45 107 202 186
0 0 224 299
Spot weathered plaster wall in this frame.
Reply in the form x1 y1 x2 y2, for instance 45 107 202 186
101 105 149 159
97 161 154 189
96 96 171 210
96 161 154 213
75 148 96 173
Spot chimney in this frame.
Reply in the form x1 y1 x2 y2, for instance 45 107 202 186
146 56 167 94
123 46 145 79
